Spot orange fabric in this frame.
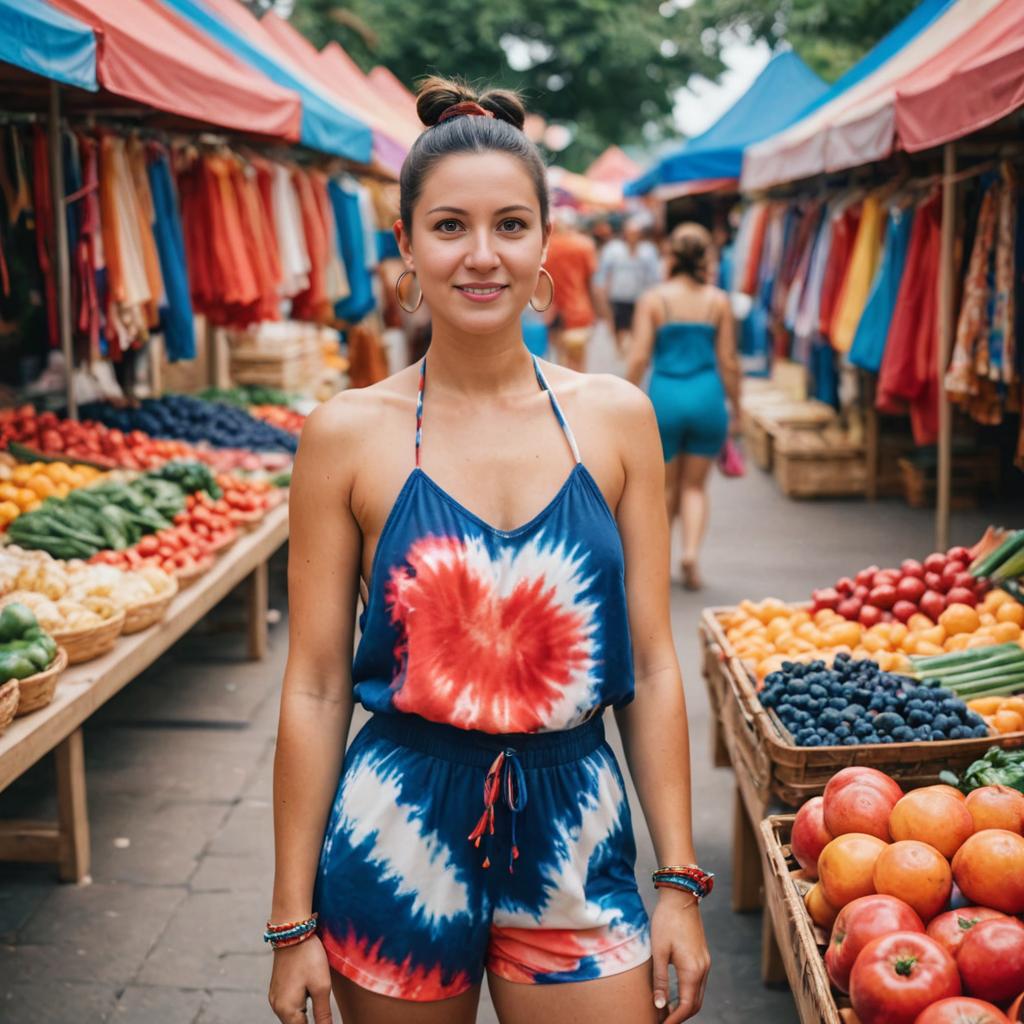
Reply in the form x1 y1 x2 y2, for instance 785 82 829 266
545 231 597 329
231 159 281 322
126 138 164 328
291 168 330 323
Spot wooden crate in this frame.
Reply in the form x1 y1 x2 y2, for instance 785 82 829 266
774 429 867 499
706 606 1024 806
898 449 1001 509
760 815 844 1024
228 329 323 391
749 402 838 473
698 608 734 769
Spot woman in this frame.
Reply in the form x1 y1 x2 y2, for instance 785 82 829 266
626 224 740 591
268 78 711 1024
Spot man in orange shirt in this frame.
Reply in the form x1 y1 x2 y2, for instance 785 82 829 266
544 208 603 372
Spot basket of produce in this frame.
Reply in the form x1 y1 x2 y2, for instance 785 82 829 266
175 554 214 589
18 594 126 665
119 571 178 635
761 760 1024 1024
0 601 65 716
0 678 18 733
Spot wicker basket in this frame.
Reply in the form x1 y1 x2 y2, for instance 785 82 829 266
176 555 214 589
760 814 844 1024
122 577 179 635
0 678 18 733
51 607 126 665
231 507 266 532
14 646 68 716
207 530 237 556
703 606 1024 806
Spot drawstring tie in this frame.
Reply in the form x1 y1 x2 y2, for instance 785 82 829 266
467 748 528 872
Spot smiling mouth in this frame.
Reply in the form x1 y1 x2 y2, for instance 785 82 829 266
455 285 508 296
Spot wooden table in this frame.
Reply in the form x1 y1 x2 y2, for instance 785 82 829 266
0 502 289 883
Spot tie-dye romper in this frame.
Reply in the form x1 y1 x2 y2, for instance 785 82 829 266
313 354 651 1001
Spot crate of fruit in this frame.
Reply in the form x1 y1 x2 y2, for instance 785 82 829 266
761 762 1024 1024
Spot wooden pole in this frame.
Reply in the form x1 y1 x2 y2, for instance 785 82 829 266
48 82 76 420
936 143 956 551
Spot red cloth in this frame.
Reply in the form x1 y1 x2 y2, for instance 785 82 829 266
876 192 942 445
31 125 58 349
740 204 770 296
290 168 330 323
817 202 861 343
74 134 101 359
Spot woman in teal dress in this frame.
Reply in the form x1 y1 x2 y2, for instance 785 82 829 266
625 223 740 590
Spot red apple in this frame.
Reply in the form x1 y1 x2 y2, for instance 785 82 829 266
900 559 925 579
953 571 976 590
875 569 901 586
826 895 925 993
824 782 899 840
947 546 972 564
925 571 945 592
896 577 927 604
868 584 898 610
924 552 948 573
893 600 918 623
854 584 870 601
927 907 1009 959
837 597 863 620
956 918 1024 1005
836 576 856 596
856 565 880 587
920 590 947 621
813 587 842 611
946 587 978 608
791 796 834 878
859 604 884 628
942 562 967 588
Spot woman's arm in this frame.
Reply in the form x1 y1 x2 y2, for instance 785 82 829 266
269 399 363 1023
609 382 710 1023
714 291 742 425
624 290 658 386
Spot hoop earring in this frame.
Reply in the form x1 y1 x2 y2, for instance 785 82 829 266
530 267 555 313
396 270 423 313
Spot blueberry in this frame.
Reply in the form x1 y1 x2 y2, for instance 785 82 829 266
809 684 829 700
835 652 851 664
842 735 860 746
835 724 851 739
828 697 848 710
933 714 953 732
789 680 809 696
948 726 966 739
765 672 786 688
875 712 904 734
893 726 915 741
907 709 931 727
806 699 823 714
914 725 932 740
941 698 963 715
906 699 925 712
930 730 947 741
820 709 842 729
972 724 990 737
854 720 874 737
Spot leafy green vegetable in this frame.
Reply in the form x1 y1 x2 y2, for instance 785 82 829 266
940 745 1024 793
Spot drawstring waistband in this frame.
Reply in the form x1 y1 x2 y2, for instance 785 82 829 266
467 748 528 872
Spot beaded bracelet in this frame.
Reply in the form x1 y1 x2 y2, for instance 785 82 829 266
652 865 715 901
264 912 318 949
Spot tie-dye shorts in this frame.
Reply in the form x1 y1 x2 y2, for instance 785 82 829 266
313 712 651 1001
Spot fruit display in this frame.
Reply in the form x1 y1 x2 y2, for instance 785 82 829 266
0 601 59 679
812 546 990 625
971 529 1024 588
197 385 295 408
249 404 305 434
79 396 298 454
2 588 121 635
213 473 275 524
783 765 1024 1023
0 458 105 529
758 656 989 747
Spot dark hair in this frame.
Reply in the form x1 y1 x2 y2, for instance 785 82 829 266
399 76 549 236
668 222 712 282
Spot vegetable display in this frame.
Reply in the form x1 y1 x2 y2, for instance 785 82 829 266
758 656 988 747
788 764 1024 1023
248 404 305 434
942 747 1024 794
79 396 298 453
971 529 1024 584
0 601 58 680
0 458 105 529
197 385 295 408
909 644 1024 701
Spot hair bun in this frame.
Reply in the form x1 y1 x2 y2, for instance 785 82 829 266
415 75 527 131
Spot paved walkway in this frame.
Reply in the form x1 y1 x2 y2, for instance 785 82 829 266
0 335 1000 1023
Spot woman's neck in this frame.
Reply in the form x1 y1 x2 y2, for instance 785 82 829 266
424 325 537 399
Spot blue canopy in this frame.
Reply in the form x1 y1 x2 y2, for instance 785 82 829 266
156 0 372 163
627 51 826 196
0 0 96 91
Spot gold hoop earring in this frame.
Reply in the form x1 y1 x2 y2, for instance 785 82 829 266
396 270 423 313
530 267 555 313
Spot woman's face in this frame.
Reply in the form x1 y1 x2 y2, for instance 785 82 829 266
396 151 550 336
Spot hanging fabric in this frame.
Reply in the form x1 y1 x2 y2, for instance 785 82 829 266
831 193 886 352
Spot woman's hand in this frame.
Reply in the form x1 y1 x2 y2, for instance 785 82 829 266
650 889 711 1022
268 937 334 1024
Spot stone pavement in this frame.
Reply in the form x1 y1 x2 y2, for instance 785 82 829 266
0 338 1003 1023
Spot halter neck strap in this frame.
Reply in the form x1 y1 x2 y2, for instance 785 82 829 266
414 354 582 467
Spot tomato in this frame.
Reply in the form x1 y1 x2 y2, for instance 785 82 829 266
956 918 1024 1006
819 833 888 909
952 830 1024 914
792 797 834 877
825 895 924 994
138 536 159 557
927 908 1009 959
889 789 975 859
850 932 961 1024
873 841 953 922
913 997 1010 1024
826 782 898 841
964 787 1024 835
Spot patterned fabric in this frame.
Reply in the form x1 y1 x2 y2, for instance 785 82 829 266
352 354 631 734
314 713 650 1001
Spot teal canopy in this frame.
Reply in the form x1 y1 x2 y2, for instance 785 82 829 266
0 0 96 91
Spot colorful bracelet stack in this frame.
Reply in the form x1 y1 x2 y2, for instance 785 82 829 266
263 912 319 950
652 865 715 902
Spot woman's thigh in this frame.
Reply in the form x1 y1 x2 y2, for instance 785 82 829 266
332 972 481 1024
680 454 713 489
487 961 658 1024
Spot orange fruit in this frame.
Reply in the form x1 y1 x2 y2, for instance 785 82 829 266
992 621 1022 644
939 603 981 636
828 622 862 648
993 709 1024 734
966 634 997 649
996 601 1024 626
944 633 972 652
908 613 936 631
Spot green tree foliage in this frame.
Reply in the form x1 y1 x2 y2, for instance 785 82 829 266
289 0 722 170
692 0 920 82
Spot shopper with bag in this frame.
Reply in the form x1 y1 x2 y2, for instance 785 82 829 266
626 223 741 590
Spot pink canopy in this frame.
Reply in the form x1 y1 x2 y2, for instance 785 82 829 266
369 66 421 124
48 0 301 140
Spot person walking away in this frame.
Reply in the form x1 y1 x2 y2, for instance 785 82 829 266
544 208 600 372
268 78 712 1024
625 223 740 591
596 218 662 354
